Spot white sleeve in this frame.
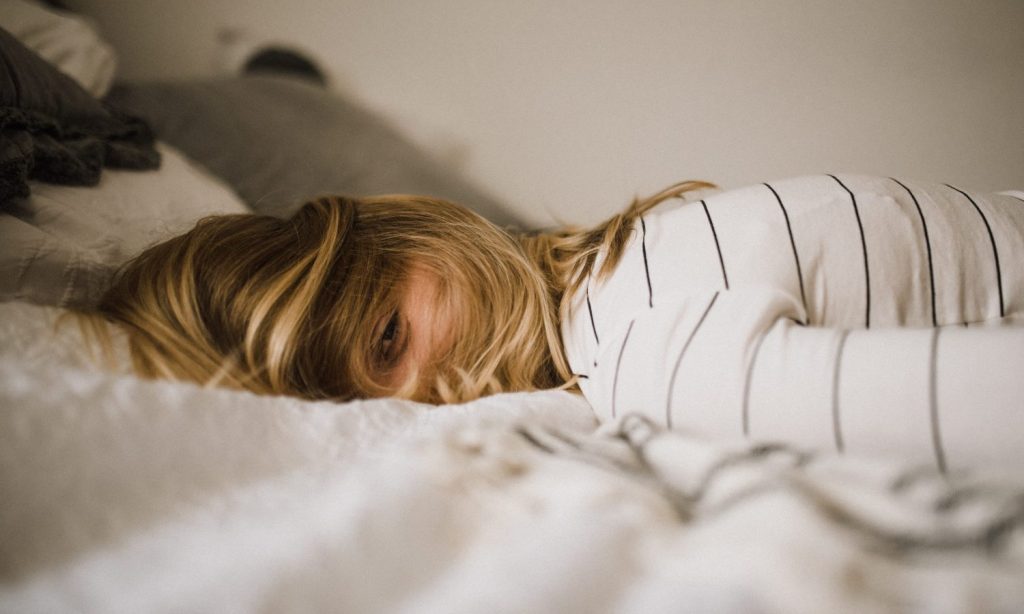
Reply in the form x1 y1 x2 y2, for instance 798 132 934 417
581 287 1024 472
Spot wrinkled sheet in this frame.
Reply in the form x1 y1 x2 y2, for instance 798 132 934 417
2 316 1023 612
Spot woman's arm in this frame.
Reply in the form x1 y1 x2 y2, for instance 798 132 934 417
579 288 1024 472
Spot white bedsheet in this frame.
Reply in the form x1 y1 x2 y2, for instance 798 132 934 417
2 302 1023 613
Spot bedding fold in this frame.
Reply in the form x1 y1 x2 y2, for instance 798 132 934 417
2 357 1021 613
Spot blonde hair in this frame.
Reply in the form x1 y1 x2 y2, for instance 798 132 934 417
83 181 712 404
86 195 568 404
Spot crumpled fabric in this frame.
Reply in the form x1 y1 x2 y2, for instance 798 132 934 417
0 27 158 207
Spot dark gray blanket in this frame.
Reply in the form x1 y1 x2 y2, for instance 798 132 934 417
0 27 159 207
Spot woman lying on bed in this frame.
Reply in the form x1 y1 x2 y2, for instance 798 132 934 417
82 175 1024 467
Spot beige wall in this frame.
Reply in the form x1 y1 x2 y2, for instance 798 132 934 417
68 0 1024 226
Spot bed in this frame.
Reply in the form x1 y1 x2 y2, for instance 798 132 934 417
2 4 1023 612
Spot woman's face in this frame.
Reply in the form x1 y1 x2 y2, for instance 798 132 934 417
372 266 454 394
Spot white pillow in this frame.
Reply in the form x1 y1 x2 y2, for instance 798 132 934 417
0 0 117 97
0 142 250 307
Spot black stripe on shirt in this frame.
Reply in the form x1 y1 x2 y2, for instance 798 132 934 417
929 327 948 474
640 216 654 307
611 319 636 419
586 286 600 345
831 329 851 454
763 183 808 325
891 178 937 327
829 174 871 329
665 292 719 428
946 184 1005 318
701 200 730 290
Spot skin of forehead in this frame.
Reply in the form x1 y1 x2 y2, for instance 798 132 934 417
379 266 454 391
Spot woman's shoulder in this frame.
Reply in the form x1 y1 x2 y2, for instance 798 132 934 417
648 174 1017 219
572 173 1023 338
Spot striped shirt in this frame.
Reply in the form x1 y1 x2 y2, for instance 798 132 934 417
562 175 1024 471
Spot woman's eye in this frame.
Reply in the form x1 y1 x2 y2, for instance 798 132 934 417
379 312 400 358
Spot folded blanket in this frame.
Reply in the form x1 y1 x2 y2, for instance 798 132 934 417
0 27 158 207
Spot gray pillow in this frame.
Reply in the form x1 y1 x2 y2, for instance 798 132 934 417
106 75 522 227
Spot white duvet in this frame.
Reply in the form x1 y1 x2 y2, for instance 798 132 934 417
2 302 1023 613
